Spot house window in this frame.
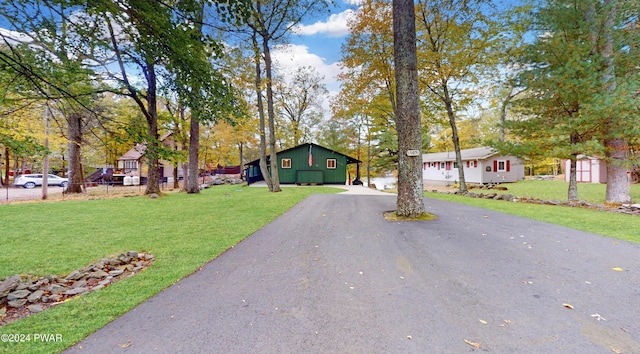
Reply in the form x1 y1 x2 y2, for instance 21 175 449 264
496 160 510 172
281 158 292 169
440 162 445 169
124 160 137 171
327 159 337 169
453 162 458 169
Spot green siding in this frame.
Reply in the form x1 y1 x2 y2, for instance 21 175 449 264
296 170 323 184
277 145 348 184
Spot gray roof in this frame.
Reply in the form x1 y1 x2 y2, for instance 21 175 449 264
422 147 498 162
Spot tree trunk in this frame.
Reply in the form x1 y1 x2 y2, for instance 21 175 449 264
262 36 281 192
253 32 273 191
187 113 200 193
238 142 243 180
568 154 578 201
393 0 425 217
42 111 50 200
144 61 161 195
3 147 9 186
443 85 467 193
605 138 630 203
173 164 179 189
597 1 630 203
66 112 85 193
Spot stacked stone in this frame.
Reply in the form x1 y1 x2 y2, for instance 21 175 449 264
0 251 154 325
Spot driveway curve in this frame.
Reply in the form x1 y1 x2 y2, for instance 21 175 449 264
65 193 640 353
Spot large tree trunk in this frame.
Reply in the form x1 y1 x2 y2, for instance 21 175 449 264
187 114 200 193
597 1 630 204
443 85 467 193
144 61 161 195
253 32 273 191
605 138 630 203
393 0 425 217
262 37 281 192
66 112 85 193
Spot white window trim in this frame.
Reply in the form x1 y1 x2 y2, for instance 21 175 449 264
326 158 337 169
497 160 507 172
281 158 292 169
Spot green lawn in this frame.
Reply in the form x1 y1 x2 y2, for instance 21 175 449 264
480 179 640 205
0 185 340 354
425 180 640 244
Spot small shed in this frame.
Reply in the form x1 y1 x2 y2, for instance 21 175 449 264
245 143 360 185
563 156 607 183
422 147 525 185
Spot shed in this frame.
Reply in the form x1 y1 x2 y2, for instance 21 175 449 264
245 143 360 185
422 147 525 185
563 156 607 183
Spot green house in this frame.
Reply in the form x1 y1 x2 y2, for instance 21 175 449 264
245 143 360 185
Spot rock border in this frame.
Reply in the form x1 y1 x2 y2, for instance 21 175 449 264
0 251 154 327
429 189 640 216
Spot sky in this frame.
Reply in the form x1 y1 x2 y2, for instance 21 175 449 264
271 0 362 114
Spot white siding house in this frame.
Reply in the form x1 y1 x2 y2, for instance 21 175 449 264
563 156 607 183
422 147 525 185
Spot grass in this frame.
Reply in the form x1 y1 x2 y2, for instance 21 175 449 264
0 184 340 354
425 180 640 244
475 179 640 205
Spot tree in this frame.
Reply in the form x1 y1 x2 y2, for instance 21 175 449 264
393 0 426 217
78 0 244 195
416 0 501 193
274 66 327 147
0 2 104 194
503 0 639 202
587 0 637 204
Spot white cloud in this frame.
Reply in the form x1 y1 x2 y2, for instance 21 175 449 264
292 9 355 37
272 44 341 85
272 43 343 114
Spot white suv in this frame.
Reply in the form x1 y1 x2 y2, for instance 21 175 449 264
14 174 69 189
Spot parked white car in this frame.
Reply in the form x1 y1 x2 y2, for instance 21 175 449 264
14 174 69 189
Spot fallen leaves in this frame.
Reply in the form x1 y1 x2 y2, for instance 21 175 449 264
612 267 624 272
563 303 574 309
464 339 481 349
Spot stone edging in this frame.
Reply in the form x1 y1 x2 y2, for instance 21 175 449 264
0 251 154 326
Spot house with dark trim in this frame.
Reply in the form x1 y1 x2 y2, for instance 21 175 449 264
111 133 184 185
422 147 524 185
245 143 360 185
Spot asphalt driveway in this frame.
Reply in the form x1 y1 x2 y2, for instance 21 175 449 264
65 192 640 353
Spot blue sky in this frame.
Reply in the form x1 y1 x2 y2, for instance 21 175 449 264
271 0 362 111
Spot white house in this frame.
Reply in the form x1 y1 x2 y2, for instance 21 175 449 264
116 133 185 184
422 147 525 185
563 156 607 183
